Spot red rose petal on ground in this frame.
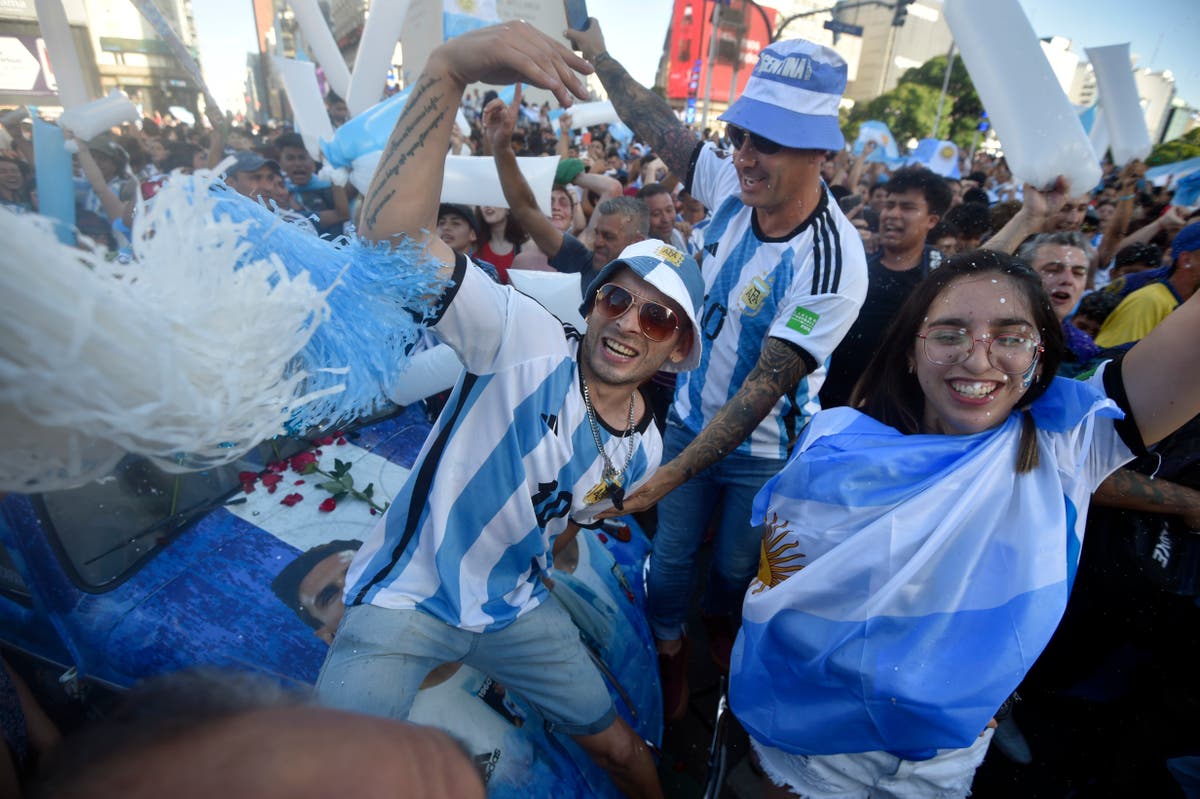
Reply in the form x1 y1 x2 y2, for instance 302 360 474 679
336 437 347 445
267 460 287 473
317 435 335 446
319 497 337 513
597 533 608 543
238 471 258 484
289 452 318 473
241 482 255 494
280 493 304 507
370 507 378 515
295 479 305 485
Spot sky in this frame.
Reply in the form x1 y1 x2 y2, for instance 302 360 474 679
192 0 1199 119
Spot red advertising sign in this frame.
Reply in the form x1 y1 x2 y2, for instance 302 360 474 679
665 0 778 103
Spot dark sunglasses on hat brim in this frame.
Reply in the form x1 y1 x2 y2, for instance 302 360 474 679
727 125 785 156
592 283 682 342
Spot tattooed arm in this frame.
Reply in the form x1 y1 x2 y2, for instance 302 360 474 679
1093 469 1200 529
359 22 591 269
565 20 698 179
598 337 810 518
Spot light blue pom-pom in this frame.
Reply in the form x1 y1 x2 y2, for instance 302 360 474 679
208 188 449 431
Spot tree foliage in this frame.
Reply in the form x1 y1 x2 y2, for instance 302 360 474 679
1147 127 1200 166
846 54 984 149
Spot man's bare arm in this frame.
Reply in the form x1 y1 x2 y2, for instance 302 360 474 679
484 90 566 258
598 338 810 518
359 23 590 254
565 20 698 178
1093 469 1200 530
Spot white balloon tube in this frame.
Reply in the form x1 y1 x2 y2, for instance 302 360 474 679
274 57 335 161
349 150 382 195
58 90 138 140
34 0 90 108
1086 44 1152 167
387 343 461 406
441 155 560 213
346 0 411 117
944 0 1100 194
564 101 621 129
508 270 587 329
1090 105 1111 163
289 0 351 99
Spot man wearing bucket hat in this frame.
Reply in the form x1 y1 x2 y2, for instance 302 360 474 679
316 22 703 798
566 21 867 717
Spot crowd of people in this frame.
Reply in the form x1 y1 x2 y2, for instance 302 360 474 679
3 16 1200 799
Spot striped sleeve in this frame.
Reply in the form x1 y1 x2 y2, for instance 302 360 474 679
767 205 868 364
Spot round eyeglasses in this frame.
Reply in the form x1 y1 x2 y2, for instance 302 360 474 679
916 329 1043 375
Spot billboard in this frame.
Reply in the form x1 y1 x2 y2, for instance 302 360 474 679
665 0 778 105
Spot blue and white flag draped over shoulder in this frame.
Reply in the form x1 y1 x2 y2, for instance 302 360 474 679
730 373 1131 761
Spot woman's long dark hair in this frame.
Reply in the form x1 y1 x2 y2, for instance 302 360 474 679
477 206 528 249
849 250 1064 471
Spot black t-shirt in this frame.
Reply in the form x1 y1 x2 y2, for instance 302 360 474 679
820 246 942 409
547 231 598 298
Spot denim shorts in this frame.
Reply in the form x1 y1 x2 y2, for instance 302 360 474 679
315 599 617 737
752 729 994 799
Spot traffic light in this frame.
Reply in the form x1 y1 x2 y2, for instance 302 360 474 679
892 0 913 26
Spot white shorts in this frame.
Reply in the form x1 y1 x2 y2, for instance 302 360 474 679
752 728 994 799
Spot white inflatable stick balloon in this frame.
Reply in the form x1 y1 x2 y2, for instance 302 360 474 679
440 155 560 213
33 0 90 108
58 90 139 141
562 101 620 130
274 57 336 161
1086 44 1152 167
347 0 412 117
1090 105 1111 163
289 0 352 99
944 0 1100 194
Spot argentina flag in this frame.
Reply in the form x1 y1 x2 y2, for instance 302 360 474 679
729 376 1128 760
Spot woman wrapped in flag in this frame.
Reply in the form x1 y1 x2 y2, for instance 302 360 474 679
729 249 1200 797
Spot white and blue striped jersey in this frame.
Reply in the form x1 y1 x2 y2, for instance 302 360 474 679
674 143 868 459
343 257 662 632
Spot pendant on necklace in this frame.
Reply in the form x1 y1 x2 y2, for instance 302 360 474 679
583 471 625 508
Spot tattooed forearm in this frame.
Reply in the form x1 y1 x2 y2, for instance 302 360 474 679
1093 469 1200 516
592 54 698 178
673 338 809 479
359 75 449 234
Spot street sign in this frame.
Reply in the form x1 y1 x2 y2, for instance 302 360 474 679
823 19 864 37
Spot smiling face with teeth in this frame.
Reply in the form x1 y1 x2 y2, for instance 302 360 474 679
914 276 1041 436
580 267 691 396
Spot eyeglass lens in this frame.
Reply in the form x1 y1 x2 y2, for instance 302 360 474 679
728 126 783 155
921 330 1039 375
596 284 679 342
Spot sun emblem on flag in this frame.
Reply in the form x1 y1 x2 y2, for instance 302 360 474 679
752 513 805 593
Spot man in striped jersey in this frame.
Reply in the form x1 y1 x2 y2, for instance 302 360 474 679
566 22 868 718
314 24 703 798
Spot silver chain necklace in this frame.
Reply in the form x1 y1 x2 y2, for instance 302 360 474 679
580 372 636 511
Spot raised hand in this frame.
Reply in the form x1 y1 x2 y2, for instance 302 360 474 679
482 84 521 154
433 22 592 108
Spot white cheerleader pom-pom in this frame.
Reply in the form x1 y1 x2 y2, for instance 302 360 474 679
0 174 332 492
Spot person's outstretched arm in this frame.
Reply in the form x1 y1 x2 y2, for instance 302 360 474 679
982 176 1070 254
1122 286 1200 446
360 23 590 272
564 20 698 179
483 85 566 259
